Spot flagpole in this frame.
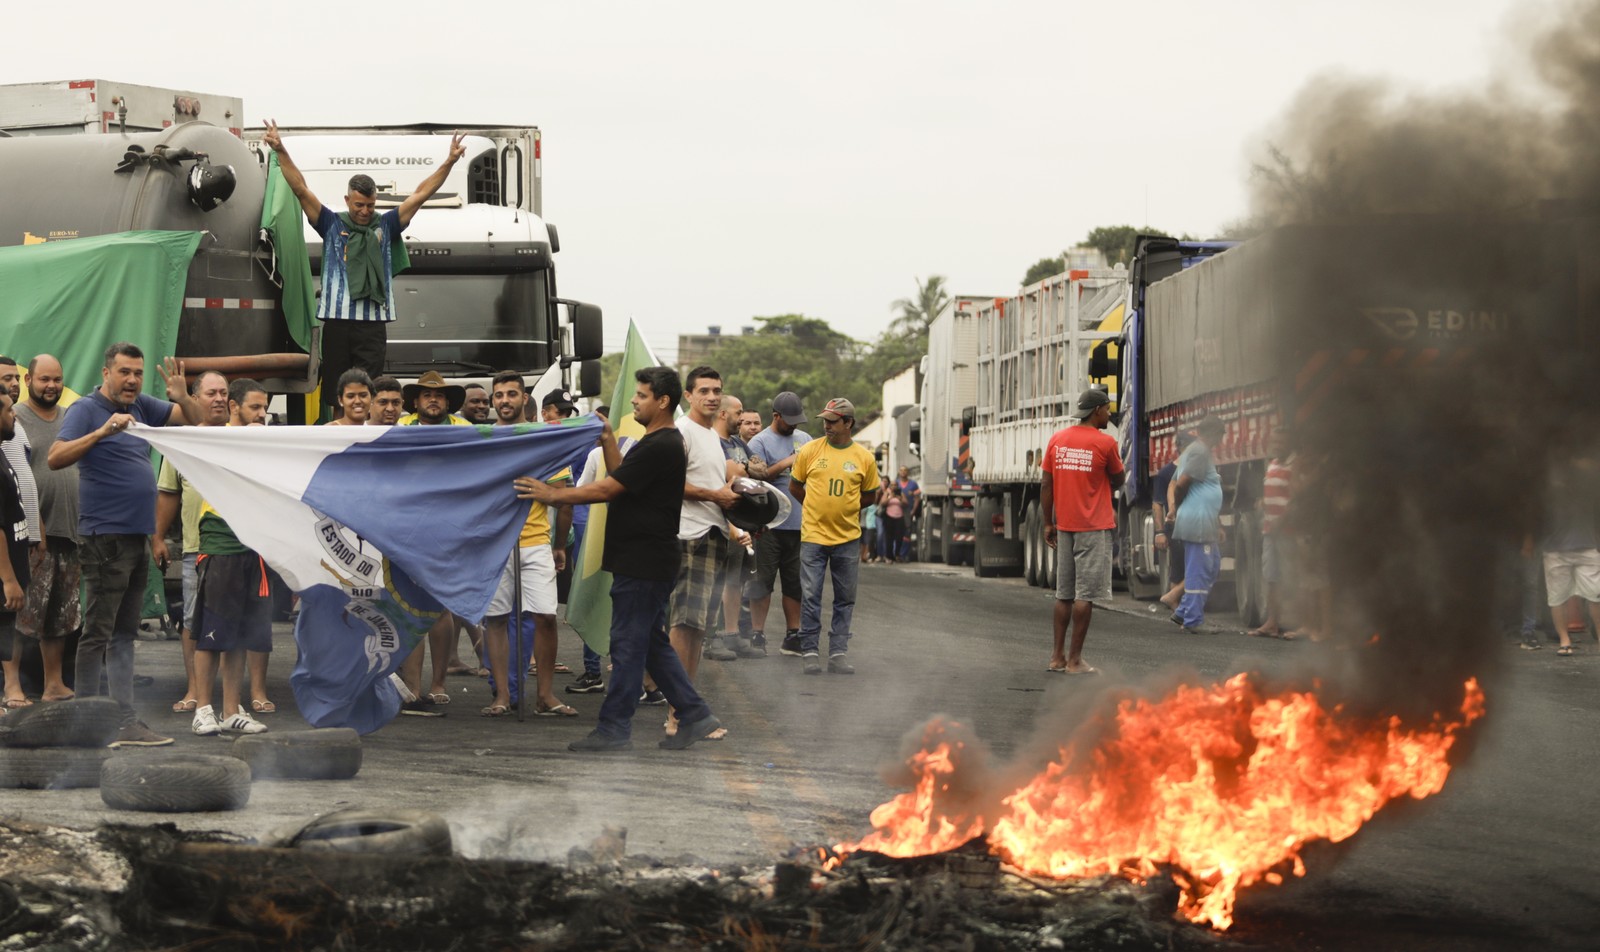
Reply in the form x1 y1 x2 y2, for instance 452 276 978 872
513 542 525 722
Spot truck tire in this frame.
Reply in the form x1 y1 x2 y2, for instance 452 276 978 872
0 747 111 789
1234 512 1266 628
100 754 252 813
1123 506 1161 602
261 807 453 856
972 497 1023 578
231 728 363 781
1022 503 1039 586
1041 526 1056 590
0 697 123 749
915 509 933 563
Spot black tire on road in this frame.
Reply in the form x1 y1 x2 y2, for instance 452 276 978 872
0 747 111 789
100 753 252 812
231 728 363 780
0 697 123 749
262 807 453 856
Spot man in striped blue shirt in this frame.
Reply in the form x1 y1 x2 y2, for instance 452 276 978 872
262 120 466 417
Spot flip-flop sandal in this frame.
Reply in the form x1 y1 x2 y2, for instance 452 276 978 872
250 699 276 714
1558 645 1576 656
1065 666 1101 676
534 703 579 717
480 704 511 717
1246 627 1277 638
425 693 451 705
172 699 199 713
3 698 33 709
553 662 572 674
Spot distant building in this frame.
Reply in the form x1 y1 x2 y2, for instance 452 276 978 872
676 324 755 374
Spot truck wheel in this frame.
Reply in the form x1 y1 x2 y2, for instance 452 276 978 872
100 754 252 813
0 697 123 749
1022 503 1039 586
972 497 1023 578
0 747 111 789
1042 525 1057 589
1124 506 1161 601
915 510 933 563
1234 512 1266 628
231 728 363 781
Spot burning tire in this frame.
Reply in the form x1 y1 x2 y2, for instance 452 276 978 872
100 754 252 812
231 728 362 780
0 698 122 749
0 747 111 789
261 807 452 856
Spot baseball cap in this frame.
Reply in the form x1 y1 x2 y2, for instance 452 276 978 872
541 389 575 411
772 391 806 425
819 397 855 421
1074 388 1111 420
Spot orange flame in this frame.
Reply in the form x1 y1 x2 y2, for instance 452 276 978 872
834 675 1484 931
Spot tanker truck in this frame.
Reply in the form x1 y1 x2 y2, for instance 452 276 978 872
0 121 312 393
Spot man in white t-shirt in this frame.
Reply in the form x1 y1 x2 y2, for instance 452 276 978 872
667 366 739 710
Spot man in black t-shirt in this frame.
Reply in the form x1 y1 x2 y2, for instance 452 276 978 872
0 393 33 673
517 367 721 752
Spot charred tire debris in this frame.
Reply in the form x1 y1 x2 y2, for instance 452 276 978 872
99 754 252 812
230 727 363 780
0 822 1226 952
260 806 451 855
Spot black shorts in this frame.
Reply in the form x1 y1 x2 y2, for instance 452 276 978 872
320 320 388 407
192 553 274 653
751 529 802 599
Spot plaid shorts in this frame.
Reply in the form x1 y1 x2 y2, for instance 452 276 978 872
669 530 730 631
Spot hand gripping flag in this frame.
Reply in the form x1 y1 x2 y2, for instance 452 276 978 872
129 420 599 733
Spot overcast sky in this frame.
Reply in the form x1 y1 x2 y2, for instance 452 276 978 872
5 0 1530 359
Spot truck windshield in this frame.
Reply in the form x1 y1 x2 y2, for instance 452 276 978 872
385 271 550 373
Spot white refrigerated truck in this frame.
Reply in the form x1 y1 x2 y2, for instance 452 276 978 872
912 294 996 566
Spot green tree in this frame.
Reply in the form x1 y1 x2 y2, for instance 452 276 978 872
1022 256 1066 287
889 275 949 338
1084 225 1164 266
595 350 626 410
709 315 877 433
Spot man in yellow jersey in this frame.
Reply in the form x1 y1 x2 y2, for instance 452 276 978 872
789 398 879 675
481 370 575 717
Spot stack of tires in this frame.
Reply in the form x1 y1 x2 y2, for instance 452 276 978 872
0 698 119 790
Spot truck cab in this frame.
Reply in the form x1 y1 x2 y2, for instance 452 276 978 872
244 126 602 411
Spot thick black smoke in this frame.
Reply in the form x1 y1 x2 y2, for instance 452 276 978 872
1243 0 1600 718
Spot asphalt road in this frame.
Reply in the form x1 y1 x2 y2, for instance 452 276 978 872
1 561 1594 949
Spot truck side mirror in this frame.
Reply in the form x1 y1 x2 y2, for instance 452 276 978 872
563 301 604 361
1088 339 1120 380
577 359 602 397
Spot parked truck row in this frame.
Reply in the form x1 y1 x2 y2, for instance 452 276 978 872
898 212 1595 623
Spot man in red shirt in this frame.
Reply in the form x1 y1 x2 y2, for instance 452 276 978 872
1041 389 1125 674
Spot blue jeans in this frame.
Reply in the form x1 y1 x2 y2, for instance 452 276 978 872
799 541 860 656
595 574 711 740
1175 541 1221 628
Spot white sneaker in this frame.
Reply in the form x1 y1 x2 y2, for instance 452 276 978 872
192 705 221 736
222 708 268 735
